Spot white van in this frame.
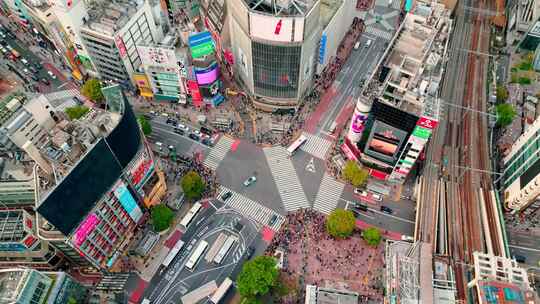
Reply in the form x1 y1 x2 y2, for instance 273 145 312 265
354 41 361 50
366 39 372 48
328 122 337 134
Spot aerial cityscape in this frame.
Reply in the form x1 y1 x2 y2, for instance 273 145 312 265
0 0 538 303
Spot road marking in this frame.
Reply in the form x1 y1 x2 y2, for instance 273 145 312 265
339 199 414 223
305 157 316 173
509 244 540 252
152 125 207 147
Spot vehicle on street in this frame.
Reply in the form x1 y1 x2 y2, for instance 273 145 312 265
209 277 233 304
201 134 212 146
185 240 208 271
28 66 37 74
155 141 163 150
221 191 232 201
200 126 213 135
243 176 257 187
10 49 20 59
401 235 414 242
245 247 255 259
30 74 39 82
33 63 42 70
380 205 393 214
22 68 29 74
354 188 367 196
269 214 278 226
47 70 56 79
161 112 168 117
20 58 28 65
371 193 382 201
188 133 200 141
354 203 369 212
0 39 6 46
513 255 526 263
173 127 184 135
177 123 189 133
166 118 177 126
354 41 361 50
5 44 12 51
179 202 203 232
0 47 7 54
0 31 6 39
287 135 307 156
40 78 50 85
366 39 372 47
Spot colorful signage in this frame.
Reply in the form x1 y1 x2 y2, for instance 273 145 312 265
195 66 219 85
130 155 155 189
416 117 438 130
189 31 215 58
115 36 127 58
319 34 327 64
412 126 432 139
191 43 215 58
0 243 27 252
187 80 203 106
113 183 143 222
351 112 369 133
73 213 99 247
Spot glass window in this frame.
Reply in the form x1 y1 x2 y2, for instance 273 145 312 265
251 41 301 99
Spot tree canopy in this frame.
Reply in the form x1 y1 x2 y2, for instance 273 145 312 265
342 160 369 188
496 103 516 127
81 78 104 103
237 256 279 299
151 204 174 232
137 115 152 135
65 105 89 120
180 171 206 200
495 85 508 103
362 227 382 246
325 209 356 238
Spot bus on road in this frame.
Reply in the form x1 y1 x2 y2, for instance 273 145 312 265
185 240 208 271
213 235 236 264
286 135 307 156
162 240 185 268
179 202 202 232
209 277 233 304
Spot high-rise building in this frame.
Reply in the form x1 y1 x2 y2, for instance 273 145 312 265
502 115 540 215
79 0 164 88
32 85 165 270
0 268 88 303
344 3 451 183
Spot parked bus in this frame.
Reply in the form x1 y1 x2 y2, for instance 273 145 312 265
185 240 208 271
286 135 307 156
205 233 228 263
213 235 236 264
209 277 233 304
179 202 202 232
162 240 185 268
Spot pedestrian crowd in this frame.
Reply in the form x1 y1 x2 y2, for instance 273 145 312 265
356 0 373 10
265 209 384 303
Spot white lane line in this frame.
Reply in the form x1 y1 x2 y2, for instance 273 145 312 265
339 198 414 223
509 244 540 252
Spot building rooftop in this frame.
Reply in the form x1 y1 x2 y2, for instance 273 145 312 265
361 3 451 119
243 0 318 16
0 269 25 302
320 0 343 28
305 285 359 304
83 0 146 36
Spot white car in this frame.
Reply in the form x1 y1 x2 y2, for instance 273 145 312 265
371 193 383 201
401 235 414 242
354 188 369 197
22 68 29 74
47 70 57 79
20 58 28 65
243 176 257 187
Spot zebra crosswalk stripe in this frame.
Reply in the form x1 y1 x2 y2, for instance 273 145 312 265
263 147 311 211
203 136 234 170
300 132 332 159
392 0 401 10
218 186 285 231
313 173 345 215
365 26 393 41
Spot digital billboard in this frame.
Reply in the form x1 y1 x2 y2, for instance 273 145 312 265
249 13 295 42
187 80 203 106
113 182 143 222
130 151 155 189
365 121 408 164
189 31 215 58
195 65 219 85
115 36 127 58
73 213 99 247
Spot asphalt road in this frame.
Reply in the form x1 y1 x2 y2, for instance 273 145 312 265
146 200 263 304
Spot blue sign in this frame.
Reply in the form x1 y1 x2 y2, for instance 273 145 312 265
405 0 412 12
113 184 142 222
212 94 225 107
194 62 219 74
319 34 327 64
188 31 212 47
0 242 27 252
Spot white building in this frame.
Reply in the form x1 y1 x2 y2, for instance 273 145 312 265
79 0 163 87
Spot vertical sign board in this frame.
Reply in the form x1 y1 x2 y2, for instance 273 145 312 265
187 80 203 106
113 182 143 222
319 34 327 64
72 213 100 247
115 36 128 58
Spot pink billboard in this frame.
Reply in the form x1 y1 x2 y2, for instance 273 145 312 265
195 67 219 85
73 213 100 247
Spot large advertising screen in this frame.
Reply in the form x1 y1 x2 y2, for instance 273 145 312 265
130 151 155 190
113 182 143 222
249 13 295 42
73 213 99 247
365 121 408 164
195 65 219 85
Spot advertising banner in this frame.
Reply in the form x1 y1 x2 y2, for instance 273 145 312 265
115 36 127 58
416 117 438 130
319 34 327 64
195 66 219 85
188 31 212 46
365 121 408 163
0 243 27 252
351 112 369 133
113 183 143 222
73 213 99 247
191 42 215 58
138 46 177 67
250 13 294 42
187 80 203 106
130 153 155 189
411 126 432 140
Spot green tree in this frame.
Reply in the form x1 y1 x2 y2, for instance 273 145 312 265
151 204 174 232
180 171 206 200
496 103 516 127
137 115 152 135
495 85 508 103
362 227 382 246
81 78 104 103
67 297 77 304
65 105 89 120
237 256 279 299
342 160 369 187
325 209 356 239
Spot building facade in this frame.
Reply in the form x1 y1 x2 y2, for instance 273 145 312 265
227 0 321 110
79 0 163 88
